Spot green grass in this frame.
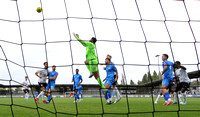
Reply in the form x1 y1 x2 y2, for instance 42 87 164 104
0 97 200 117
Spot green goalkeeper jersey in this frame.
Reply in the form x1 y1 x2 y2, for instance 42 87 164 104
75 36 97 61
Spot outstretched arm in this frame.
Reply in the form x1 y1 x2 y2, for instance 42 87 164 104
73 33 89 47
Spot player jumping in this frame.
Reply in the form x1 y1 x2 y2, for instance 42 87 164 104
161 54 173 105
72 33 105 89
154 82 176 104
72 69 83 103
106 54 121 103
173 61 191 104
103 58 118 104
22 76 29 101
45 65 58 104
35 62 49 104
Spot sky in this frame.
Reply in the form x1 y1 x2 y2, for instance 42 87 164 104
0 0 200 86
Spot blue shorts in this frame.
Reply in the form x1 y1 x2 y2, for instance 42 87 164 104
104 79 114 87
46 82 55 90
162 79 172 86
78 90 82 94
73 85 83 90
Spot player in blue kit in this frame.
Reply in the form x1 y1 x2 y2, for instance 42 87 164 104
45 65 58 104
78 89 83 102
103 58 118 104
161 54 174 105
72 69 83 103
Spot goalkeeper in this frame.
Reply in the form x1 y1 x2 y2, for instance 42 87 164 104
73 33 105 89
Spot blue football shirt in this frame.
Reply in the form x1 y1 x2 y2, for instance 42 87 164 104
162 60 174 80
72 74 82 86
106 64 117 80
48 71 58 83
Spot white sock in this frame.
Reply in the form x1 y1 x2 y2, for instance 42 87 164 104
115 87 120 98
155 94 161 103
178 95 182 102
174 92 178 102
110 95 113 101
41 91 45 101
107 99 110 103
37 91 44 99
113 89 116 98
25 94 29 100
182 92 186 102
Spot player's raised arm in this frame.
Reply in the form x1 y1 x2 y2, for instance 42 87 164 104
73 33 89 47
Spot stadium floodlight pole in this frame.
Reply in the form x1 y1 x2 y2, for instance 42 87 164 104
155 55 160 79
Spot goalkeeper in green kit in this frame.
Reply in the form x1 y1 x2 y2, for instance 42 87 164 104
73 33 105 89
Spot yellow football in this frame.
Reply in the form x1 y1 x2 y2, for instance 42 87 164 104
36 7 42 13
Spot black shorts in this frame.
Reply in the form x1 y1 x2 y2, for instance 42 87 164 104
38 82 47 88
176 82 190 91
168 81 176 93
112 75 117 85
112 81 117 86
23 89 29 93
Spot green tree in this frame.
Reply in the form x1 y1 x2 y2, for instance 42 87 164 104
152 71 159 81
147 72 152 82
130 79 135 85
137 80 142 85
142 74 148 84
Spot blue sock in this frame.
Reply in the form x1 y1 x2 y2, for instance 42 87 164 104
81 95 83 99
166 92 171 99
163 94 167 101
47 95 51 102
105 93 109 100
76 94 80 100
108 90 111 98
164 92 170 101
75 95 77 101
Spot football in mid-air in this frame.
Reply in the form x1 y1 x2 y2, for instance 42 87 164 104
36 7 42 13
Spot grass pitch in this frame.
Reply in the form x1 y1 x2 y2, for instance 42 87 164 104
0 97 200 117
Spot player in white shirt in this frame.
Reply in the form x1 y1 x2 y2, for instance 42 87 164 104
21 76 29 100
173 61 191 105
35 62 49 104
